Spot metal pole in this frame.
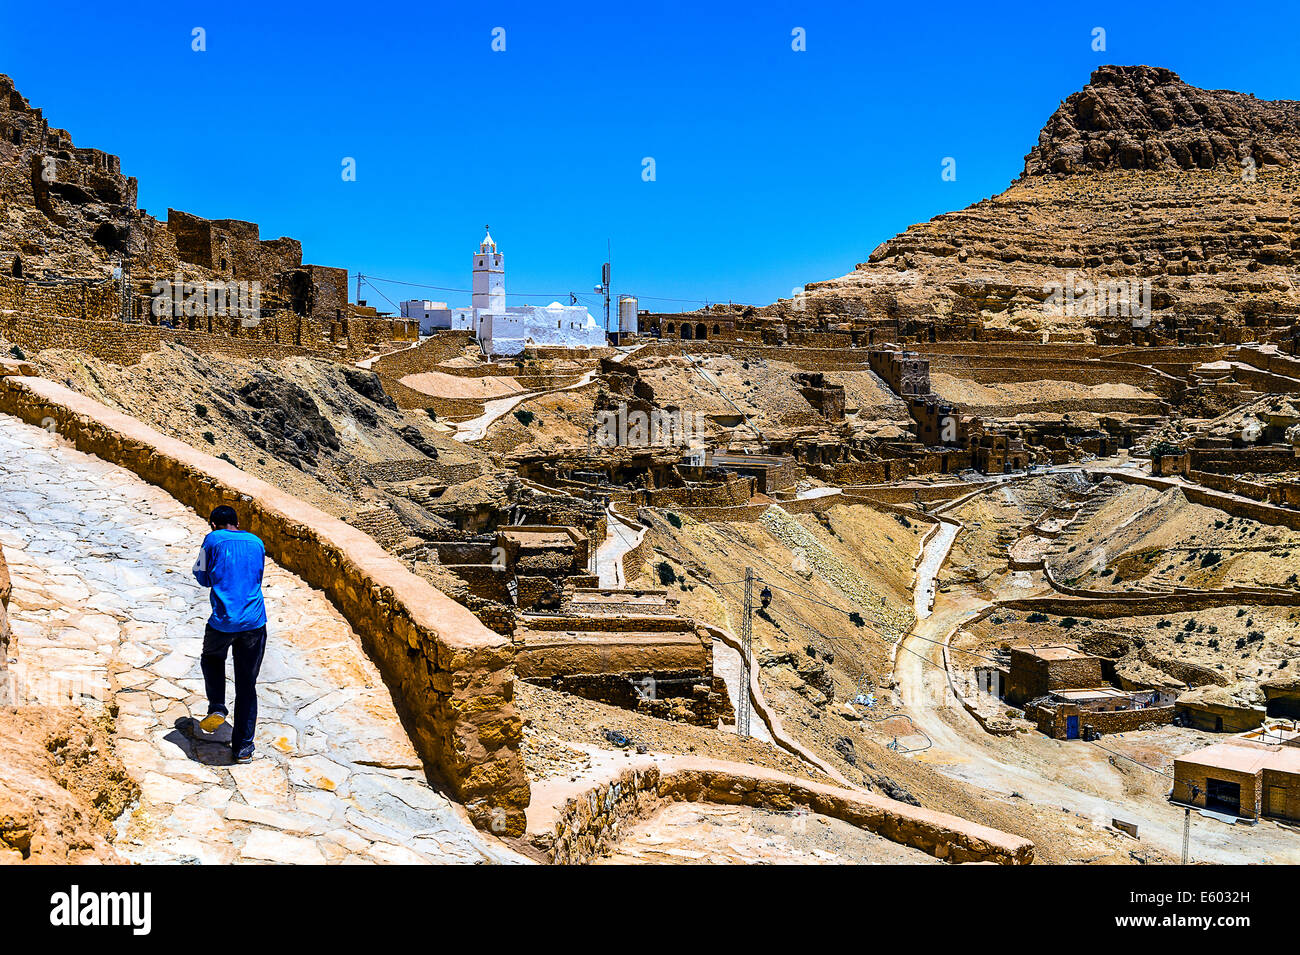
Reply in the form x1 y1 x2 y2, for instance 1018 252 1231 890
738 567 753 737
1182 807 1190 864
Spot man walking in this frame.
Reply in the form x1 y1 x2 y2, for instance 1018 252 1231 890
192 505 267 764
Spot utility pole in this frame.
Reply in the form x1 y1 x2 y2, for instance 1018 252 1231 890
594 245 611 334
738 566 754 737
355 272 363 306
1182 782 1201 864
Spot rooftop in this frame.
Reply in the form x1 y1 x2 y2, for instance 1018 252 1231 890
1176 741 1300 776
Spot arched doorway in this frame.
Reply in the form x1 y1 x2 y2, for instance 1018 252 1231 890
695 323 707 340
681 323 693 340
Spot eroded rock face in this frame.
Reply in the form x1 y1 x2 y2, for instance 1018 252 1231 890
775 66 1300 343
1024 65 1300 177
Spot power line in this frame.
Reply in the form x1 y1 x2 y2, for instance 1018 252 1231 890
759 579 1003 666
358 272 714 308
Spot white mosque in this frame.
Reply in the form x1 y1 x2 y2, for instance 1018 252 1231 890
401 229 606 356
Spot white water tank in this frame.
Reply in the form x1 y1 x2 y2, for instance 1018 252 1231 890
618 295 638 334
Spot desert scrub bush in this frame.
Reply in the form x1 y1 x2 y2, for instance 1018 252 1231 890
656 561 677 586
513 409 535 426
665 512 682 529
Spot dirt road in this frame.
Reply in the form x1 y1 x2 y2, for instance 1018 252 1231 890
894 509 1300 864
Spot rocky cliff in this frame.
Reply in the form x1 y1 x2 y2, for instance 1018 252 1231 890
780 66 1300 345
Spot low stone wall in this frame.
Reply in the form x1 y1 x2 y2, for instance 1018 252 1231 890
1034 703 1175 738
1190 446 1299 476
999 589 1300 618
633 475 754 509
669 503 772 523
839 482 979 506
0 375 530 834
534 760 1034 865
0 312 344 365
367 332 475 378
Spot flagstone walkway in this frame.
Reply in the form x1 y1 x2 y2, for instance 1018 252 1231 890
0 412 526 864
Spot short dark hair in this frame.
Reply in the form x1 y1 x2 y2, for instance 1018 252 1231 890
209 505 239 528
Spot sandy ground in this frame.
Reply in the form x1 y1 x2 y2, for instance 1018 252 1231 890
399 370 523 400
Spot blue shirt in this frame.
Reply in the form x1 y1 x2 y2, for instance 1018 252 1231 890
192 529 267 632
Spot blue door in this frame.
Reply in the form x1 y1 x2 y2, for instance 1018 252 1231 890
1066 716 1080 739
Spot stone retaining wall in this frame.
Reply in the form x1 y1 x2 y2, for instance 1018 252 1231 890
999 590 1300 618
535 760 1034 865
0 375 530 835
0 312 337 365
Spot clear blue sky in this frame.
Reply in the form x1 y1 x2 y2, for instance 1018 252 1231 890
2 1 1297 314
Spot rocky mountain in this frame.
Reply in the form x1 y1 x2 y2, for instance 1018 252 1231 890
1025 65 1300 176
778 66 1300 345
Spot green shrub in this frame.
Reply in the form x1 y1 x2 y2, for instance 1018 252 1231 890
656 561 677 586
202 431 215 444
513 409 535 426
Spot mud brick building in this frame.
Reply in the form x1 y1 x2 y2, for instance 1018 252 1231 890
869 348 931 396
1005 645 1104 706
1173 727 1300 821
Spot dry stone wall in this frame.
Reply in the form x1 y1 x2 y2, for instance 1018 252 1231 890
536 760 1034 865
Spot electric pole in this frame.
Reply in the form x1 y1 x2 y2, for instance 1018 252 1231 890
594 247 611 334
1182 782 1201 864
738 566 754 737
356 272 363 306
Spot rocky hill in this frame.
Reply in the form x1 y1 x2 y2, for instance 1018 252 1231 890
780 66 1300 344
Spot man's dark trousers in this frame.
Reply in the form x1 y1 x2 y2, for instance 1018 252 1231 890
200 623 268 755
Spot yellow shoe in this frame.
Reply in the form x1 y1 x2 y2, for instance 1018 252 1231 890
199 713 225 734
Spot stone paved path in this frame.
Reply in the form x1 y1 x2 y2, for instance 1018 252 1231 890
0 413 525 864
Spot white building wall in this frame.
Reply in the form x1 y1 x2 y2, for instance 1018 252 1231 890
400 300 452 333
445 231 607 355
477 303 605 356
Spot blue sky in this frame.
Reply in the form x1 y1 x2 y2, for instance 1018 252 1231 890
2 1 1297 315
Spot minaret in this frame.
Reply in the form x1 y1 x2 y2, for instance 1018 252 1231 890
472 225 505 314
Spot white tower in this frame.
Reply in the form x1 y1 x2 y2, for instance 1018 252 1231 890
472 226 505 314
